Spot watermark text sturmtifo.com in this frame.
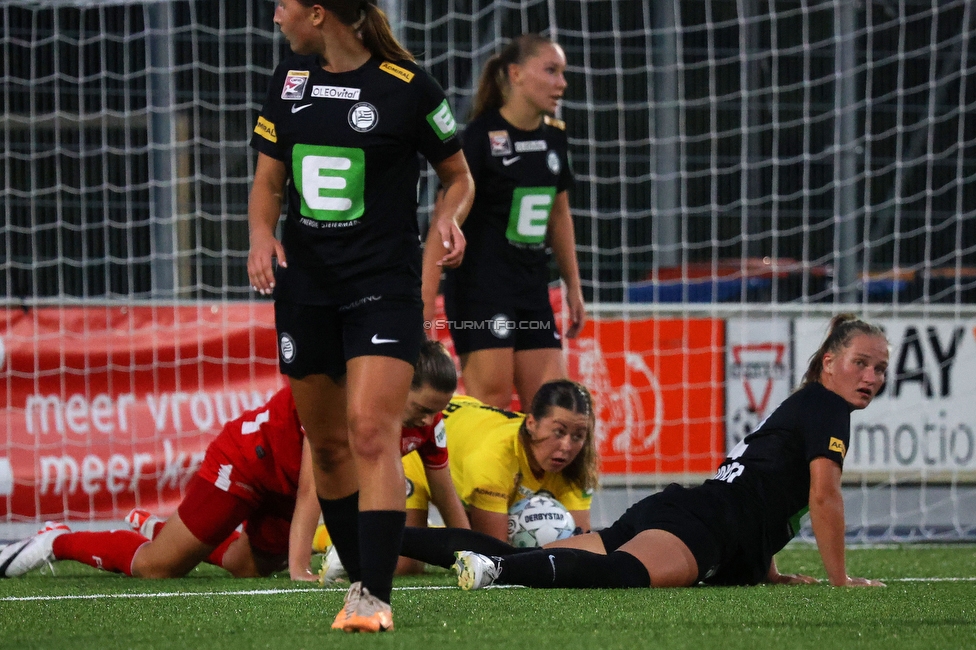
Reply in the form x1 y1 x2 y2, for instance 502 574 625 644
423 319 552 332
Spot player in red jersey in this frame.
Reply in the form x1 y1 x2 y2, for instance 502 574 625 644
0 341 465 582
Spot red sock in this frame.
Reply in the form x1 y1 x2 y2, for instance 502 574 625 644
52 531 148 576
206 530 240 568
148 520 164 539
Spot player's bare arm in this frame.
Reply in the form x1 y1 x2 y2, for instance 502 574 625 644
425 465 471 530
545 190 586 338
288 438 321 582
247 152 288 295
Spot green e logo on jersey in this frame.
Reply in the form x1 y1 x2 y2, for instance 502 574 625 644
292 144 365 221
506 187 557 244
427 99 458 141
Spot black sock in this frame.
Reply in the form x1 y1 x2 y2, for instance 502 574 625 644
318 493 361 583
358 510 406 604
400 526 532 568
497 548 651 588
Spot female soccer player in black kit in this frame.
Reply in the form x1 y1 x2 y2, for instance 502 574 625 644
423 34 586 410
247 0 473 632
401 314 889 589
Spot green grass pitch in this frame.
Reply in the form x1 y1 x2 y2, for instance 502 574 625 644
1 544 974 649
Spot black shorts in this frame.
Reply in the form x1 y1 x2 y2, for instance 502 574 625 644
598 483 769 586
443 296 561 355
274 296 424 381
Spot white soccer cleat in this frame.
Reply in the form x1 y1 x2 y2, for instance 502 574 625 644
453 551 501 590
318 545 349 586
0 525 69 578
125 508 164 539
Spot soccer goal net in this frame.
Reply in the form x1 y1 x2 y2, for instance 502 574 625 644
2 0 974 541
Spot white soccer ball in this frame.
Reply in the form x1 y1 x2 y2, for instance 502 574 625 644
508 493 576 548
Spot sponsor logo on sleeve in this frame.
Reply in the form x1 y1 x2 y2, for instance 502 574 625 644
312 85 361 100
828 437 847 457
434 420 447 448
427 99 458 141
489 130 513 156
515 139 548 153
281 70 309 100
379 61 415 83
254 116 277 143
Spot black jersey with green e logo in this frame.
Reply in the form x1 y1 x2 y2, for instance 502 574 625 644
445 109 573 306
250 55 460 303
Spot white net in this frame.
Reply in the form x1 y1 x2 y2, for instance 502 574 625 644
1 0 975 540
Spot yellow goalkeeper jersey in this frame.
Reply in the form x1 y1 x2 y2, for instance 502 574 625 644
434 395 592 514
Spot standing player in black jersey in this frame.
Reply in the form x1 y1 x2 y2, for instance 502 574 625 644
247 0 474 633
399 315 889 589
424 34 586 410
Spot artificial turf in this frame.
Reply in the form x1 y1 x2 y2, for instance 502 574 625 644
0 544 974 649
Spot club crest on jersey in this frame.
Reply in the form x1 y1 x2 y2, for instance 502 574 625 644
488 130 513 156
281 70 309 100
547 150 561 174
348 102 378 132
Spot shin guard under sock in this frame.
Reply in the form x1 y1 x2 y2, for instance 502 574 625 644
358 510 406 604
318 492 361 583
51 530 148 576
498 548 651 588
400 526 532 568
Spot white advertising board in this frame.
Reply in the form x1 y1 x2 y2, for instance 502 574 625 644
725 318 793 451
794 318 976 475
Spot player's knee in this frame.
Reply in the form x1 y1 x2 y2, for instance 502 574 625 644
309 438 352 473
346 413 398 462
130 556 188 579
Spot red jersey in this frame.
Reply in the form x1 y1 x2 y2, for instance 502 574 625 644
196 386 304 505
400 412 449 469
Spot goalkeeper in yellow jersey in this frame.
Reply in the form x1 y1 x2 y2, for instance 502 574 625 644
401 380 597 548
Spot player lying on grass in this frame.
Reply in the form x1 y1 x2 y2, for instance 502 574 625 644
399 315 889 589
320 378 597 580
0 341 468 581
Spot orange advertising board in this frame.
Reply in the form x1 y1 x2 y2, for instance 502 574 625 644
565 318 726 476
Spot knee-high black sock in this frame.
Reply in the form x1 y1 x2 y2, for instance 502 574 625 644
319 493 361 583
497 548 650 588
358 510 406 604
400 526 533 568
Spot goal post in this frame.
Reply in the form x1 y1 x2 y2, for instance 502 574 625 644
2 0 975 541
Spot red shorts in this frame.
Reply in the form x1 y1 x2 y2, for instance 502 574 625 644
181 415 299 555
178 474 294 555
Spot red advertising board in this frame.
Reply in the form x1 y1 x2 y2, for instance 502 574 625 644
565 318 726 476
1 302 725 521
0 304 282 521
